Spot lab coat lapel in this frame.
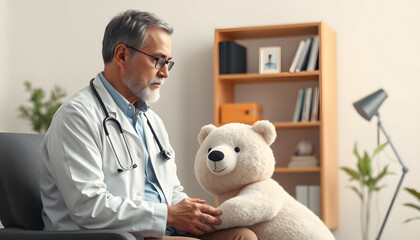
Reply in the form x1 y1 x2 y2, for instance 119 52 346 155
142 114 170 203
143 113 160 167
92 76 139 139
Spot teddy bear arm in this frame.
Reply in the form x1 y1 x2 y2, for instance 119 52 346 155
216 185 284 229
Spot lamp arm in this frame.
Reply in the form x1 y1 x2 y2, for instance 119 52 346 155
375 117 409 240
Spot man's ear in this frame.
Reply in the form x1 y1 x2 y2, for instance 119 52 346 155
114 44 130 68
198 124 217 145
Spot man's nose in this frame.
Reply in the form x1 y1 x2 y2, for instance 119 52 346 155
157 65 169 78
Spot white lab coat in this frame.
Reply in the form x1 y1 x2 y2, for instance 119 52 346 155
39 75 188 239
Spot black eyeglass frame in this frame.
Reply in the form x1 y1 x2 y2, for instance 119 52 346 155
125 45 174 71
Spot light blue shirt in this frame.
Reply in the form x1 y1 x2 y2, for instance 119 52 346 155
99 73 166 205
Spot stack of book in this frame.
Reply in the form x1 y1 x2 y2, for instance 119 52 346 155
288 155 319 168
289 36 319 72
292 87 319 122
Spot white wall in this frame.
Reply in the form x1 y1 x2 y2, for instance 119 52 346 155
1 0 419 239
0 0 9 133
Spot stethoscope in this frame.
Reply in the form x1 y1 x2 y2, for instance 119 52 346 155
89 79 171 173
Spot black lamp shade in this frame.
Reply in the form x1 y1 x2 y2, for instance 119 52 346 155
353 89 388 121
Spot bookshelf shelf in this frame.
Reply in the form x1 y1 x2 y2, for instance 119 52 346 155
214 22 337 229
275 167 321 173
219 71 319 84
273 121 320 129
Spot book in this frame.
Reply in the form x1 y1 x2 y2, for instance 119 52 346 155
289 40 305 72
295 37 312 72
219 41 228 74
306 36 319 71
296 185 309 206
295 185 321 217
288 155 319 168
292 88 305 122
300 87 313 122
219 41 247 74
309 185 321 217
310 87 319 121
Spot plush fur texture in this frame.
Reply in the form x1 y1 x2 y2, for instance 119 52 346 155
194 121 335 240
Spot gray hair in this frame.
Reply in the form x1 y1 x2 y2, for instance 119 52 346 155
102 10 173 63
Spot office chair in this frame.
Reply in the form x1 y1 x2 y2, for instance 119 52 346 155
0 133 136 240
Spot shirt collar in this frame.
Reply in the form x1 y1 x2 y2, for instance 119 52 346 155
98 72 149 115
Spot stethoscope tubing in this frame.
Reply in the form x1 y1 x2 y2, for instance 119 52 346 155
89 78 170 173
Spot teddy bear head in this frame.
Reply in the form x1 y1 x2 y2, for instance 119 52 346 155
194 120 277 195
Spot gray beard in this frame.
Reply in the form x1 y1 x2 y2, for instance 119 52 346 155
123 76 164 103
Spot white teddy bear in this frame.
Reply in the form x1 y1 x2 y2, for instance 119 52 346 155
194 120 335 240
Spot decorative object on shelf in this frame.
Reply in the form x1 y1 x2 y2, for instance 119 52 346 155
18 81 66 133
220 103 262 125
195 120 335 240
352 88 409 240
219 41 247 74
288 140 318 168
259 46 281 74
403 187 420 223
341 142 391 240
294 140 313 156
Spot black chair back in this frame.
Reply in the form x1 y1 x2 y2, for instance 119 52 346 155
0 133 45 230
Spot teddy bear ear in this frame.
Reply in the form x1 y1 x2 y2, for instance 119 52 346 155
198 124 217 144
252 120 277 145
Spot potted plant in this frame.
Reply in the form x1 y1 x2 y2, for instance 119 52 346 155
18 81 66 133
403 187 420 223
341 142 392 240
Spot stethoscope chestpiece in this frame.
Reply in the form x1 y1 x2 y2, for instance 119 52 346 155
160 150 171 161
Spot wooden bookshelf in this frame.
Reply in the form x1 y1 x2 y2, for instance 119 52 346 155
213 22 338 229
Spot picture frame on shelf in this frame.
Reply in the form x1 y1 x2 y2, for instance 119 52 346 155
259 46 281 74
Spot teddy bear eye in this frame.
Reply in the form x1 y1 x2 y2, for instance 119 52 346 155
234 147 240 153
208 148 212 153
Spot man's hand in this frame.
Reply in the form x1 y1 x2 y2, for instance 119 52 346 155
167 198 222 236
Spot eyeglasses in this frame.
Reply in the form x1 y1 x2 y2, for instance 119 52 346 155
125 45 174 71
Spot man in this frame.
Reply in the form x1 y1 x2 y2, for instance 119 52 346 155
264 54 276 69
39 10 257 240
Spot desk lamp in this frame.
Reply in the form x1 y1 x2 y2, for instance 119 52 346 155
353 89 409 240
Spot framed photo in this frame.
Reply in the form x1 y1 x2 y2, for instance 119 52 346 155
259 47 281 73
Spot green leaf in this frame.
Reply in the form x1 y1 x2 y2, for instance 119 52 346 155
341 167 361 181
371 165 392 187
18 81 66 133
404 216 420 223
358 151 371 178
24 81 31 90
373 142 388 158
404 203 420 212
405 188 420 200
353 142 362 160
349 186 364 201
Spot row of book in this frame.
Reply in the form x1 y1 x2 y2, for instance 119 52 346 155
296 185 320 217
292 87 319 122
289 36 319 72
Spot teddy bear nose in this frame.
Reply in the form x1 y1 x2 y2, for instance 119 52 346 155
208 150 224 162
